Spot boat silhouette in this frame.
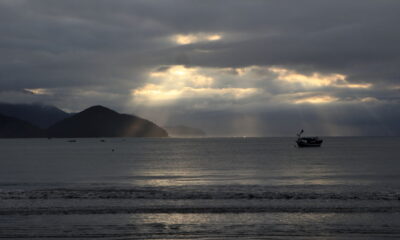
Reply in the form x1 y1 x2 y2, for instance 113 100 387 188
296 129 323 147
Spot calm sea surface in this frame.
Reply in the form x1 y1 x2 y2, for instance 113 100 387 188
0 137 399 239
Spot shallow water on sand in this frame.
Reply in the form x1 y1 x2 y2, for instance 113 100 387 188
0 137 399 239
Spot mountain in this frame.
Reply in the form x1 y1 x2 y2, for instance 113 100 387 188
47 105 168 138
0 103 70 128
0 113 44 138
165 125 206 137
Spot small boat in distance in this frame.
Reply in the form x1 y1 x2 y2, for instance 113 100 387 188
296 129 323 147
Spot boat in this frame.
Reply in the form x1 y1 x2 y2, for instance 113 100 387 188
296 129 323 147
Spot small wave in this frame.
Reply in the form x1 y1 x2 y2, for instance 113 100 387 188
0 186 399 201
1 206 399 215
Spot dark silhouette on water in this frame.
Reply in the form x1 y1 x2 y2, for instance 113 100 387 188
296 129 323 147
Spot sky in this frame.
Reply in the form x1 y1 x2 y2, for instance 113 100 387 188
0 0 400 136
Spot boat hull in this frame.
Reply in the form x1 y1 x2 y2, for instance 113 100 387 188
296 138 323 147
296 141 322 147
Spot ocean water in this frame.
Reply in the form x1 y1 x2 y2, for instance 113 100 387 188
0 137 399 239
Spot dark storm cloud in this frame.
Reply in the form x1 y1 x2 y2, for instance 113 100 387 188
0 0 399 135
2 0 399 88
156 0 400 85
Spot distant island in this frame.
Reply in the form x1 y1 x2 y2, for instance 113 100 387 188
0 105 168 138
164 125 206 137
48 106 168 138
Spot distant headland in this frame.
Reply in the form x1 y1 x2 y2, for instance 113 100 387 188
164 125 206 137
0 105 168 138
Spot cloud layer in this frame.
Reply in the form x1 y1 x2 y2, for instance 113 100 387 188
0 0 399 135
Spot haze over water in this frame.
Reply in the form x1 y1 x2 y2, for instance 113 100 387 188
0 137 399 239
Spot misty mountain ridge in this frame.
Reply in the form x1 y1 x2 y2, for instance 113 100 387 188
0 105 168 138
0 103 70 128
0 113 44 138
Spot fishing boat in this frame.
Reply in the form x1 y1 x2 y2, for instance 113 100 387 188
296 129 323 147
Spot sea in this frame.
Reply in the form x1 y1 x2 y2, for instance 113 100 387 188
0 137 399 239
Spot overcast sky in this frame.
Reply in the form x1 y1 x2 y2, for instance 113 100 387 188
1 0 399 136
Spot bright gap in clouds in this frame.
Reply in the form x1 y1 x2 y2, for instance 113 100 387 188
24 88 52 95
172 33 222 45
294 95 338 104
132 65 260 106
131 65 376 108
269 67 372 89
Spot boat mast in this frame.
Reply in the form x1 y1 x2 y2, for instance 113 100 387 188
297 129 304 138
